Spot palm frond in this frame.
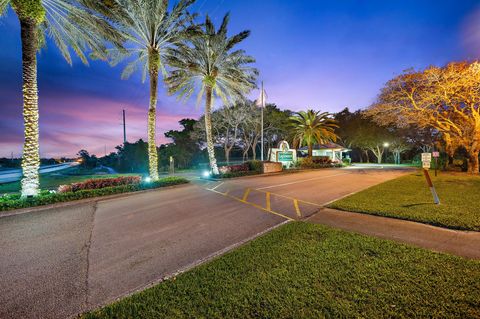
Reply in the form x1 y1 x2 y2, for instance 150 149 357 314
0 0 9 17
165 13 258 107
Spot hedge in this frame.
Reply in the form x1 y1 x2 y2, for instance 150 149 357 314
0 177 189 212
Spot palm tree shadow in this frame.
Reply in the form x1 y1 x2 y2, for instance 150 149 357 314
402 203 432 208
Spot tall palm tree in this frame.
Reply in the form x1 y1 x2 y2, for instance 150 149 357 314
1 0 120 196
87 0 197 181
165 14 258 175
290 110 339 159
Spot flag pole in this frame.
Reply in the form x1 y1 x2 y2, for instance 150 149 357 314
261 81 264 161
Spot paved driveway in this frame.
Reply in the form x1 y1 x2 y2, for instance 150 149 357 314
0 167 408 318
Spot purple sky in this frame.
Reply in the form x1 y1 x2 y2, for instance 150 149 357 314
1 0 480 157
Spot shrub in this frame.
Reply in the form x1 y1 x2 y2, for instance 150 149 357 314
0 177 188 212
312 156 332 164
216 171 261 178
296 157 333 169
218 163 249 174
342 157 352 166
245 160 262 172
58 176 141 193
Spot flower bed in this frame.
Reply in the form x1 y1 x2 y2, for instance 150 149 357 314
215 160 263 178
0 176 188 212
58 176 141 193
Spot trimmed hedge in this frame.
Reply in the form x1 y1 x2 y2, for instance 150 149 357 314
0 177 188 212
214 170 262 179
58 176 141 193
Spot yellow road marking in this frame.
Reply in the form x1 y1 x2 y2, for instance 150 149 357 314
293 199 301 217
207 188 294 221
242 188 251 202
254 189 322 207
265 192 271 211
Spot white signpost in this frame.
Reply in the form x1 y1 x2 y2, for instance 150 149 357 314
421 152 440 205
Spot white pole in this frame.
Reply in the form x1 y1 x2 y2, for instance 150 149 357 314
261 81 264 161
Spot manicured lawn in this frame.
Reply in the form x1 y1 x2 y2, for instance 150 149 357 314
0 172 137 194
329 172 480 231
84 222 480 319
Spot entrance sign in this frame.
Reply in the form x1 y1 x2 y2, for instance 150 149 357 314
269 140 297 168
277 151 294 162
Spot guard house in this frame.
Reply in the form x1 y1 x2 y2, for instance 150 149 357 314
298 143 350 163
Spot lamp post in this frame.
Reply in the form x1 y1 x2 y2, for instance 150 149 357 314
383 142 389 164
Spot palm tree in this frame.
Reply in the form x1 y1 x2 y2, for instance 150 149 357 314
1 0 120 196
290 110 339 159
88 0 197 181
165 14 258 175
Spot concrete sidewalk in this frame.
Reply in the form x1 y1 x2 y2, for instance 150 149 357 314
307 208 480 259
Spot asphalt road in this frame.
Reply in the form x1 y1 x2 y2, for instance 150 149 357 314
0 167 409 319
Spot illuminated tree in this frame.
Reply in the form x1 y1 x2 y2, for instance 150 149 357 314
1 0 120 196
166 14 258 175
87 0 197 181
368 62 480 174
289 110 339 159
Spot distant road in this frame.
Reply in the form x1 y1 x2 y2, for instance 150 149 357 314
0 162 79 184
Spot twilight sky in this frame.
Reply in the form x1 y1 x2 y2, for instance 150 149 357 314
1 0 480 157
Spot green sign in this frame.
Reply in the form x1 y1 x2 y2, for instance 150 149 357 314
277 151 293 162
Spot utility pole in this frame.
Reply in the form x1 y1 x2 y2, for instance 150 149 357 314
122 109 127 144
261 81 264 161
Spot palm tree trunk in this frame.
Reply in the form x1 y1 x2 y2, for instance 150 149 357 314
205 86 219 175
147 52 159 180
308 143 313 159
20 17 40 197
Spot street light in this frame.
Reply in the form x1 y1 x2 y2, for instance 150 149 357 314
383 142 389 163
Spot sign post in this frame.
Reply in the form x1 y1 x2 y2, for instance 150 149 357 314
421 153 440 205
432 151 440 177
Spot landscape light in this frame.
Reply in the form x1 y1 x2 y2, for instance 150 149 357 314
144 177 152 183
202 170 211 178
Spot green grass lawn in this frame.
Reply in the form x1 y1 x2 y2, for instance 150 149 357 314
0 171 138 194
329 172 480 231
84 222 480 319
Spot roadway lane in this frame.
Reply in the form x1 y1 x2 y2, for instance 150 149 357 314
0 167 410 318
208 168 410 219
0 184 285 319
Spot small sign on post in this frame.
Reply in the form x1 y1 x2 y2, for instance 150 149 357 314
421 152 440 205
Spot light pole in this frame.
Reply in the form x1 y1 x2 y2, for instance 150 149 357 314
383 142 389 163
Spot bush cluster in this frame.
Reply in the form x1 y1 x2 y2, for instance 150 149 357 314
0 177 188 212
218 163 250 174
245 160 262 172
215 161 263 178
58 176 141 193
293 157 341 169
